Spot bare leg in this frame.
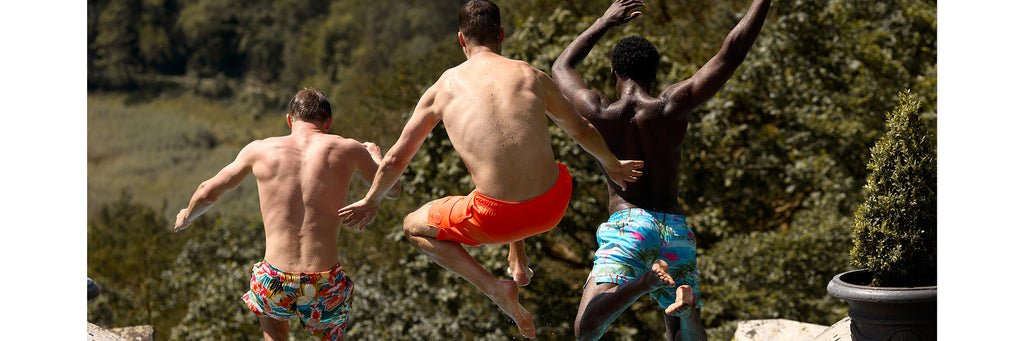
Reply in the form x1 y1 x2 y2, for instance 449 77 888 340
575 260 675 341
258 316 289 341
403 203 536 338
664 307 707 341
507 239 534 286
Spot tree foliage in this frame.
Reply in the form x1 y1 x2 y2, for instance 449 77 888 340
87 0 937 339
850 90 937 288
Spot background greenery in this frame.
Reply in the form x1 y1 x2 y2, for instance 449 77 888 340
86 0 936 340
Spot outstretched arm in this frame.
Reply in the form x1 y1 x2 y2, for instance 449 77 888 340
552 0 645 114
339 82 442 230
174 144 255 232
661 0 771 110
354 142 402 200
541 73 643 191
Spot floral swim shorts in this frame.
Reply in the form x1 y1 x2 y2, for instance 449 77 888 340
241 260 354 339
588 208 702 310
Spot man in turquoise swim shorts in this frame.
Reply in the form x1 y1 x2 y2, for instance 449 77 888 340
552 0 772 340
174 88 401 340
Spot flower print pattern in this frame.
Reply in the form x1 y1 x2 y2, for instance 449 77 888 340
588 209 703 311
241 260 354 340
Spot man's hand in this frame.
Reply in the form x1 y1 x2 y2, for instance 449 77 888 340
601 0 646 27
363 142 383 162
174 209 192 233
338 198 380 231
605 159 644 191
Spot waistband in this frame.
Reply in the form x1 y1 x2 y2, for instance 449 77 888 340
471 163 571 210
609 208 688 227
256 260 345 284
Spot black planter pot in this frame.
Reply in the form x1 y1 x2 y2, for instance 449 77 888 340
826 269 937 341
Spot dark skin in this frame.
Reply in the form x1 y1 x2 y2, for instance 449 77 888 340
551 0 772 340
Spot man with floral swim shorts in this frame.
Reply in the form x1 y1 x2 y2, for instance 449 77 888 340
552 0 772 340
174 88 401 340
337 1 644 338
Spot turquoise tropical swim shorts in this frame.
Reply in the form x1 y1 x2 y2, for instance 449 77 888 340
241 260 354 339
588 208 702 310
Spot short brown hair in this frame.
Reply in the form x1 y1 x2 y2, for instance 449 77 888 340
288 88 332 123
458 0 501 46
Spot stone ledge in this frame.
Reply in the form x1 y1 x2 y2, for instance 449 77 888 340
735 318 844 341
88 323 124 341
87 323 154 341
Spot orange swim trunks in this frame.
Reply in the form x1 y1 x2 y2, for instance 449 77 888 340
428 163 572 246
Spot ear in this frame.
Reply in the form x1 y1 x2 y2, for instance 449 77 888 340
498 27 505 43
325 117 333 131
458 31 466 47
286 114 293 128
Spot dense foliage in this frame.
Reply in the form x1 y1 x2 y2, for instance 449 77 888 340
850 90 937 288
87 0 936 340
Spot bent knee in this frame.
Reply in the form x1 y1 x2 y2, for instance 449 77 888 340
403 203 436 238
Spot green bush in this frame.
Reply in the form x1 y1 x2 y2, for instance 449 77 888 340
849 90 937 287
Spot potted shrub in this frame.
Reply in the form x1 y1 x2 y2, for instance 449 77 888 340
826 90 937 341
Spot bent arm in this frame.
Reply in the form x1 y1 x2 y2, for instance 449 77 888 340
355 142 402 200
542 74 643 190
363 97 439 205
174 144 254 232
552 0 644 114
339 82 442 230
661 0 771 108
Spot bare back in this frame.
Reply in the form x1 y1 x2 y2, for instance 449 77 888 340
589 92 689 214
247 133 370 272
433 53 560 202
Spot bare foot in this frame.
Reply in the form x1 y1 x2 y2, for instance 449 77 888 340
638 259 676 292
665 284 696 315
488 280 536 338
506 265 534 287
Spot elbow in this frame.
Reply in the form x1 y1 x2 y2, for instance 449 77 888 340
380 153 407 173
194 181 220 204
719 37 750 68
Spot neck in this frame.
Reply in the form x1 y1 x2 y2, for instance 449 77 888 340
290 121 328 135
616 79 650 98
463 43 500 59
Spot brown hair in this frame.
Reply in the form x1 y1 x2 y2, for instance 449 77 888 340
458 0 501 46
288 88 332 123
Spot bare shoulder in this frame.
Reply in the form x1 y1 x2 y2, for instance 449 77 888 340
318 134 363 151
510 59 545 78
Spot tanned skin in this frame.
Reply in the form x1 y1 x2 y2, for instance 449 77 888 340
551 0 772 340
174 89 400 340
337 1 645 337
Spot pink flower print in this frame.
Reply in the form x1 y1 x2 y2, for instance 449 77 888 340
661 252 681 262
686 231 694 239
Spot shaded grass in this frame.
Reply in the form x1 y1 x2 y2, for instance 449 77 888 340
88 93 285 221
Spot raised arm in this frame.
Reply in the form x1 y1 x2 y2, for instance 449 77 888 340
661 0 771 109
338 81 443 230
541 72 643 191
552 0 645 114
174 143 255 232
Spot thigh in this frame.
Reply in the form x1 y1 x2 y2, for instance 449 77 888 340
258 316 290 341
590 221 660 283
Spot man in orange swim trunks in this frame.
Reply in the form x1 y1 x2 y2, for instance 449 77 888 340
337 0 644 338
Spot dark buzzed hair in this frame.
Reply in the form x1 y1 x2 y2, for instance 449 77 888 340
611 36 660 83
289 88 332 123
459 0 501 46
